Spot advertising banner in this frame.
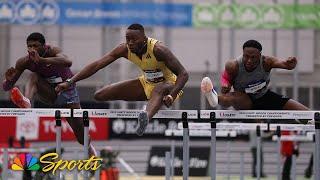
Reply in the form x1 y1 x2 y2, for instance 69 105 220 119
109 118 180 139
147 146 210 176
0 116 109 142
1 1 319 29
0 0 192 27
193 4 320 29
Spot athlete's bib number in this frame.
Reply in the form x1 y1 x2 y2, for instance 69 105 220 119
245 81 266 94
144 69 165 83
46 76 63 84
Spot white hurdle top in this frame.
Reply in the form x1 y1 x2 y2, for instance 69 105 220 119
0 148 47 153
269 124 314 131
201 110 315 119
165 129 237 137
0 108 71 117
178 122 268 130
74 109 198 119
178 122 314 131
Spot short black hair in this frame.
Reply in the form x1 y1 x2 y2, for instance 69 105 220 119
27 32 46 45
243 40 262 52
127 23 145 33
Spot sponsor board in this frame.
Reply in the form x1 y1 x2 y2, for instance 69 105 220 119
0 116 109 142
147 146 209 176
109 118 180 139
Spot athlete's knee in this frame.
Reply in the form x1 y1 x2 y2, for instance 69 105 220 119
94 88 109 101
218 94 233 107
231 92 252 109
94 91 103 101
219 92 252 109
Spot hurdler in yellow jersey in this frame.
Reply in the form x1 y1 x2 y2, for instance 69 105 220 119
127 37 182 100
56 23 189 136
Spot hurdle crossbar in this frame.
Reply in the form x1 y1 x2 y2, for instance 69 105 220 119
269 124 314 131
0 108 71 117
178 122 268 130
0 148 46 153
201 110 315 119
165 129 237 137
179 122 315 131
74 109 198 119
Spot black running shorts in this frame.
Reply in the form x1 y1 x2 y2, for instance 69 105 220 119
250 90 290 110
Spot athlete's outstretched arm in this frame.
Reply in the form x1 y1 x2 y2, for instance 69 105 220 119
153 43 188 99
42 53 72 67
264 56 297 71
2 58 27 91
40 47 72 67
71 44 127 83
27 47 72 67
55 44 127 92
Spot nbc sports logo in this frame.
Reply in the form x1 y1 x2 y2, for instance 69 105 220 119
11 153 40 171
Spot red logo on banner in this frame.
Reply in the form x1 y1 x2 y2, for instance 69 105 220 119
0 116 109 142
38 117 109 141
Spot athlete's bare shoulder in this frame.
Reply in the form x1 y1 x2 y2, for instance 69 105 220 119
153 41 172 62
15 56 29 70
153 41 165 51
262 55 274 72
225 59 239 76
110 43 128 59
48 46 62 57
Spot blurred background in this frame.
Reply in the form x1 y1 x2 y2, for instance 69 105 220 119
0 0 319 179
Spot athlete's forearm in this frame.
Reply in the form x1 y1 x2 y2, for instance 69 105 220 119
170 71 189 98
71 62 101 83
2 75 19 91
2 80 14 91
40 57 72 67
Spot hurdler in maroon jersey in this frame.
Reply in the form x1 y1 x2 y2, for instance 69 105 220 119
2 32 96 159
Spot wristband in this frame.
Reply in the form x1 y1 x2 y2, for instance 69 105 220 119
221 70 231 86
66 78 74 86
167 94 174 102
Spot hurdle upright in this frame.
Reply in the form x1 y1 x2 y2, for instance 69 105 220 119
73 109 198 180
199 110 318 180
315 112 320 180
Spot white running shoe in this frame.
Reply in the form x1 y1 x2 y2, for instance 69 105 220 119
201 77 218 108
307 119 314 125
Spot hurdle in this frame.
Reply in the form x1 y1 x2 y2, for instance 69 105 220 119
165 128 239 179
55 110 62 180
195 110 319 180
73 109 198 180
177 121 269 180
0 108 71 180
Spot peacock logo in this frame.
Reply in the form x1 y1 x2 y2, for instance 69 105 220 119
11 153 40 171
